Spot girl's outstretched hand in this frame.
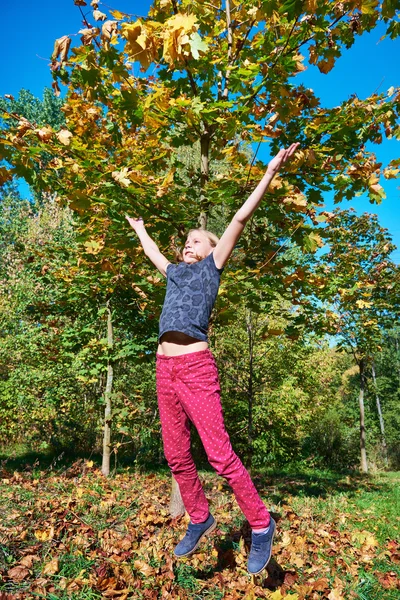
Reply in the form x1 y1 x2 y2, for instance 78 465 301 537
267 143 300 176
126 215 145 232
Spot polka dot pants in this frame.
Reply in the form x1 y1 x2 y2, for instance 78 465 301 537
156 349 270 528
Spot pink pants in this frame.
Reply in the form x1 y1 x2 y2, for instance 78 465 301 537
156 349 270 528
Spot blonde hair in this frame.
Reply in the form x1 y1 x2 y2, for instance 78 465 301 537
174 229 220 262
188 229 219 248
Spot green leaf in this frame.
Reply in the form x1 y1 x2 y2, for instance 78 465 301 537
188 32 208 60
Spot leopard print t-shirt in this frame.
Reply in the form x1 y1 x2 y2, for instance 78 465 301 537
158 252 224 342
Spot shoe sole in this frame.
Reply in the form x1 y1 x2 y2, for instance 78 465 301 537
247 522 276 575
174 519 217 558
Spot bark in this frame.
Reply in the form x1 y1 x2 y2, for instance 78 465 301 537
169 475 186 518
222 0 233 100
396 335 400 387
101 301 114 477
371 361 388 467
358 359 368 474
246 310 255 471
199 132 210 230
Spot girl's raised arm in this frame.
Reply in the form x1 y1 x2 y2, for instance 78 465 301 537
126 216 171 277
213 143 299 270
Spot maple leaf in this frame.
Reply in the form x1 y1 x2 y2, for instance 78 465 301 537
122 20 161 70
36 126 53 142
19 555 40 568
356 299 372 308
79 27 100 46
101 20 118 49
34 526 54 541
188 31 208 60
7 565 30 581
42 557 59 575
112 167 131 187
57 129 73 146
318 55 335 74
84 239 105 255
52 36 71 63
376 571 400 589
162 13 198 66
52 81 61 97
110 9 126 20
134 559 156 577
93 9 107 21
328 588 345 600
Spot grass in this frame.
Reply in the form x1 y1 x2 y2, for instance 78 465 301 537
0 448 399 599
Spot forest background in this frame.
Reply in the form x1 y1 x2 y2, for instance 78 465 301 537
0 0 400 598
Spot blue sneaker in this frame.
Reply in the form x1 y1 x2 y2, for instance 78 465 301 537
247 518 276 574
174 514 216 557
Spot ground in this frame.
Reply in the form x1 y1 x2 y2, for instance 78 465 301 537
0 452 399 599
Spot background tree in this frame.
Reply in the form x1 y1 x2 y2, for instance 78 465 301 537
307 209 400 472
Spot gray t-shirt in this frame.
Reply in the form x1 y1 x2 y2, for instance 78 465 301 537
159 252 224 342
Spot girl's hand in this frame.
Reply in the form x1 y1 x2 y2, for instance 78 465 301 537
267 143 300 176
126 215 145 232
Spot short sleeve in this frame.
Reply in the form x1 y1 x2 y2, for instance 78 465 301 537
166 262 177 277
209 251 224 274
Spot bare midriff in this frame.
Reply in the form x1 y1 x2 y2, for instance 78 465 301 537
157 331 208 356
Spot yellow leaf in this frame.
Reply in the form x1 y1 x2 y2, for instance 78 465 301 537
110 9 126 20
268 590 285 600
280 531 291 547
355 299 372 309
112 167 131 188
43 558 59 575
134 560 156 577
162 13 198 67
328 589 345 600
84 239 105 255
122 20 161 69
34 526 55 541
86 460 94 468
292 556 305 568
294 53 307 72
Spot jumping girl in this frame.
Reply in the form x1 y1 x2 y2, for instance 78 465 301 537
126 143 299 574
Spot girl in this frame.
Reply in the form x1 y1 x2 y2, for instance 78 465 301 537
126 143 299 574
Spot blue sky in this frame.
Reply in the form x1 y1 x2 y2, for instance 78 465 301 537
1 1 399 262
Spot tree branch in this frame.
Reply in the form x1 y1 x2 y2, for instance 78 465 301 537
222 0 233 100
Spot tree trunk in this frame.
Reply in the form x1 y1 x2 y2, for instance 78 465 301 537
169 132 210 515
169 475 186 518
371 361 388 467
101 301 114 477
246 310 255 471
199 133 210 230
358 358 368 474
395 335 400 388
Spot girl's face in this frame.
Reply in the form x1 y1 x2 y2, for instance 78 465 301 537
183 230 213 264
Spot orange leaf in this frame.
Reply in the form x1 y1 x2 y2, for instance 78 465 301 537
7 566 30 581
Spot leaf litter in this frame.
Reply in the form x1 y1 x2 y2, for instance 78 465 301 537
0 462 399 599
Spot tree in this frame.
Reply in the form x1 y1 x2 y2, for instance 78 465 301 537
1 0 400 489
308 209 400 472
